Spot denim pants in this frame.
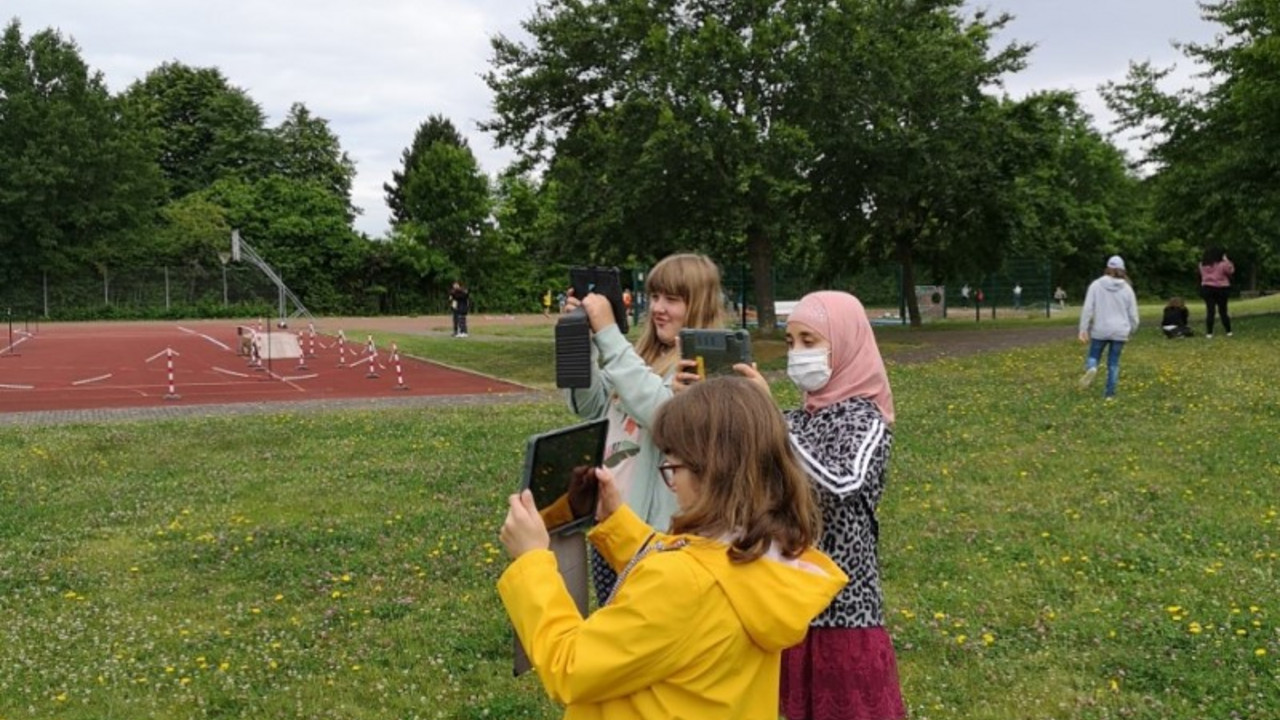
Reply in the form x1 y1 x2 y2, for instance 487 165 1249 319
1086 339 1125 397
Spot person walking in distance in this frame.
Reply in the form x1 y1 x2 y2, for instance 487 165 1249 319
1078 256 1139 400
1198 247 1235 338
450 281 470 337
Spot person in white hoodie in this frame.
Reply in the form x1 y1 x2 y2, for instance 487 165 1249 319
1078 255 1140 399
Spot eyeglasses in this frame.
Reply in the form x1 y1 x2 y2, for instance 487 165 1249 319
657 462 686 489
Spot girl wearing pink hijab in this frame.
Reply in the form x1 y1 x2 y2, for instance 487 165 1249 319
777 291 906 720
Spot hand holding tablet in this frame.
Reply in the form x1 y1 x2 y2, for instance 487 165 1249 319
518 419 609 535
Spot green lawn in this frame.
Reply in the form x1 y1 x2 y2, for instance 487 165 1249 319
1 312 1276 719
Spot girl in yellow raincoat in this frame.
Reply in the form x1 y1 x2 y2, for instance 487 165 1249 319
499 376 848 719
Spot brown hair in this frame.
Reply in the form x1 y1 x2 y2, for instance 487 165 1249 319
1105 267 1129 282
1165 296 1186 310
635 254 726 376
652 376 820 562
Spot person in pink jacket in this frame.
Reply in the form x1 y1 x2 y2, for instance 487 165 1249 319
498 377 847 719
1198 246 1235 338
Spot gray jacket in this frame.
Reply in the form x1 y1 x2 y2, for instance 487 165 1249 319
1079 276 1139 341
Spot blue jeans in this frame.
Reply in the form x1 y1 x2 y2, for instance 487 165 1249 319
1086 339 1125 397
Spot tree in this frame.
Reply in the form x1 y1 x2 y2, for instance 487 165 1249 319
485 0 818 331
122 62 270 200
798 0 1036 325
999 93 1148 286
1103 0 1280 291
0 20 163 302
384 115 491 272
269 102 358 221
199 175 365 313
384 115 472 226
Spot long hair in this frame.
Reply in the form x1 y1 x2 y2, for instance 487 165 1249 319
1201 246 1225 266
634 254 726 376
652 377 820 562
1105 267 1129 282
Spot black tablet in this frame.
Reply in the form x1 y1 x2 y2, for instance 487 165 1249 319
679 329 753 379
569 266 629 334
520 419 609 534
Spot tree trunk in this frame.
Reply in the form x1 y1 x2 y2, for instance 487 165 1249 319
747 226 777 334
896 236 921 327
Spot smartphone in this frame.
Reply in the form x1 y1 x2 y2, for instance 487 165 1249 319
519 419 609 535
679 329 752 380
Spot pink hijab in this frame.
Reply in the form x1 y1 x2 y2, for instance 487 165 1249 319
787 291 895 423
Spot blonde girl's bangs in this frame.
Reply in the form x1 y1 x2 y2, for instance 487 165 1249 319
644 254 725 328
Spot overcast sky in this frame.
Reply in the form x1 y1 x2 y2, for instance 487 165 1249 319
6 1 1217 238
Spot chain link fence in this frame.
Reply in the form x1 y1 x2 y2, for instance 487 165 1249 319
3 264 280 320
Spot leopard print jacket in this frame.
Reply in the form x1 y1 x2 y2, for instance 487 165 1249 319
786 396 892 628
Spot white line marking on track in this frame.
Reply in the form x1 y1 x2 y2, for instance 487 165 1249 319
212 366 252 378
71 373 113 386
179 326 233 351
0 335 32 354
0 383 35 390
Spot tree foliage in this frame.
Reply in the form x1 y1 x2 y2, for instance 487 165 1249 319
122 62 269 201
270 102 358 221
0 19 163 297
1103 0 1280 290
383 114 492 293
486 0 822 330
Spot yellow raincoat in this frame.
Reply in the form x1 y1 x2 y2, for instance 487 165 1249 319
498 506 848 719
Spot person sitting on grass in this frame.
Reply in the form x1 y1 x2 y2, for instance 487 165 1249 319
1161 297 1194 339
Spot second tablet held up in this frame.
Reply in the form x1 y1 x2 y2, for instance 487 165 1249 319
679 329 752 380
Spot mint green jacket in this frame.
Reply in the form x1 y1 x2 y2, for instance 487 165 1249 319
565 324 679 530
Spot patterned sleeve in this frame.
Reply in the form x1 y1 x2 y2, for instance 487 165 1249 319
859 420 893 509
789 400 893 499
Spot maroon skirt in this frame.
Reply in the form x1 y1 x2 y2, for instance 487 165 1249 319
781 626 907 720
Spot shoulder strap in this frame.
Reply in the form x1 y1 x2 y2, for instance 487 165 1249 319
603 533 689 606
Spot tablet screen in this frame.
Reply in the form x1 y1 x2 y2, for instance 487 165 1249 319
521 419 609 534
679 329 752 379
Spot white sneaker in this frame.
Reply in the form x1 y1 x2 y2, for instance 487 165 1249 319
459 333 468 338
1205 334 1213 339
1227 332 1233 337
1079 366 1097 389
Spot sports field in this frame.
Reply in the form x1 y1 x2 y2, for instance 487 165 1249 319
0 319 528 415
0 304 1277 719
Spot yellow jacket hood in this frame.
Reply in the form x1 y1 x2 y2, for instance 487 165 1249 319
682 537 848 651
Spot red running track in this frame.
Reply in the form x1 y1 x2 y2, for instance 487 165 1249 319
0 321 528 414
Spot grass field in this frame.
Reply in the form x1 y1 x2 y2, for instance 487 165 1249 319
1 308 1277 719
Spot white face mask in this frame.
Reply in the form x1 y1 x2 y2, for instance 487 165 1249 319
787 348 832 392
